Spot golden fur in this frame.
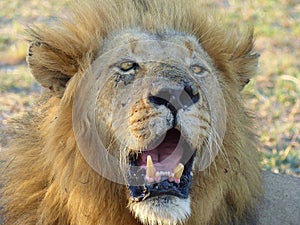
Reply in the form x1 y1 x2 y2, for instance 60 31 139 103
1 0 262 224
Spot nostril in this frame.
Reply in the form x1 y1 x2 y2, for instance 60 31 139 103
184 84 197 98
148 95 178 117
148 84 199 114
183 84 200 106
148 95 168 106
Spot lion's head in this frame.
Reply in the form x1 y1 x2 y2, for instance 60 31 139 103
74 31 229 224
1 1 262 225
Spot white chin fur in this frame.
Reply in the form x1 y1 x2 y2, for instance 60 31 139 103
128 196 191 225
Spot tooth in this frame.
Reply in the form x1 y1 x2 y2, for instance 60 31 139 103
147 177 154 183
155 172 161 182
146 155 156 178
168 172 175 182
174 163 184 179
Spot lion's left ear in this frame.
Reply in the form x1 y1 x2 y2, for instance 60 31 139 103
230 32 260 91
233 51 260 91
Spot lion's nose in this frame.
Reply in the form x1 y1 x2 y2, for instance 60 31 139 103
148 84 199 115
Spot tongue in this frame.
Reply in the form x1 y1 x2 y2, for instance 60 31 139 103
136 129 183 171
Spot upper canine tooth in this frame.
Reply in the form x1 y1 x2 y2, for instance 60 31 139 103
146 155 156 178
174 163 184 179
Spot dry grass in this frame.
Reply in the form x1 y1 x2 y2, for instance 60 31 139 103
0 0 299 176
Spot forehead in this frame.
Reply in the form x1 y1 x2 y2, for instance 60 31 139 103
100 30 212 67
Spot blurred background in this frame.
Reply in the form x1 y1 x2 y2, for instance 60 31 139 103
0 0 299 177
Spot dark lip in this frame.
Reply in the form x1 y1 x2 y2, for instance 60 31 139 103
127 129 195 202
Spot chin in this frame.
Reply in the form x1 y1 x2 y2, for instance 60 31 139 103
128 195 191 225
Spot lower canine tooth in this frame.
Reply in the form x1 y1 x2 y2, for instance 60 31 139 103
155 172 161 182
169 177 174 182
174 163 184 179
147 177 154 183
168 173 175 182
146 155 156 178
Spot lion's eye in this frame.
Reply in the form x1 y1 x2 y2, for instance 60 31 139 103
190 65 205 75
120 61 138 72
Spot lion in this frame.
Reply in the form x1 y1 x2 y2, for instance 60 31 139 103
0 0 262 225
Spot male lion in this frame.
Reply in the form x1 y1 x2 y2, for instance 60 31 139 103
1 0 262 225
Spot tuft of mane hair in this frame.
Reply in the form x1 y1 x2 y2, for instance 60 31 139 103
0 0 262 225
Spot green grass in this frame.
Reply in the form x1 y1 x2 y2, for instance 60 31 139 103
0 65 35 91
0 0 299 176
229 0 300 176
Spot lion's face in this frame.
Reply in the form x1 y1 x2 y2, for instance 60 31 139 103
89 30 226 225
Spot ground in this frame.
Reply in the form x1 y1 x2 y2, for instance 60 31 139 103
0 0 299 176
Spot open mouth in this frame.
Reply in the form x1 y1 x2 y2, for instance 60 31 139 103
128 128 195 202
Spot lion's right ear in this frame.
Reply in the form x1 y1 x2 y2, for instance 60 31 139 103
27 41 78 98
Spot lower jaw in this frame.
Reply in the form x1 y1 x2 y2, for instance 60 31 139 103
129 195 191 225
